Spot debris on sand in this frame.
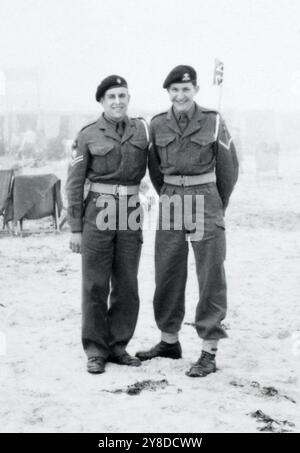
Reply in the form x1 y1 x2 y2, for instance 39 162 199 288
229 379 296 404
56 267 67 273
126 379 169 395
103 379 170 396
249 410 295 433
250 381 296 404
229 379 245 388
250 409 274 423
56 265 75 276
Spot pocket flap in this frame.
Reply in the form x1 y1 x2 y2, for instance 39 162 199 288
89 144 114 156
156 135 175 147
190 135 215 146
130 138 148 150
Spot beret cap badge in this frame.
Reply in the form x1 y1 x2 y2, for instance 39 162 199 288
182 73 191 81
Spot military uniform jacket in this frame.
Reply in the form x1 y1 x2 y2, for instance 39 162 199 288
148 103 239 209
66 115 148 232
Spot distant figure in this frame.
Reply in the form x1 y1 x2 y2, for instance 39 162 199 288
35 130 47 159
20 129 37 159
10 132 21 156
0 137 5 156
271 142 280 178
62 138 74 159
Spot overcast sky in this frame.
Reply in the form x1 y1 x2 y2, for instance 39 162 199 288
0 0 300 113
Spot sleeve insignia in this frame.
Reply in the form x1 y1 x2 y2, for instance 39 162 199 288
218 120 232 150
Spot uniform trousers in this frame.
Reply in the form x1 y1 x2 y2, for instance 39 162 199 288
81 192 143 359
154 182 228 340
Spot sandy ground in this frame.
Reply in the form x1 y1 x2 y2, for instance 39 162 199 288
0 153 300 433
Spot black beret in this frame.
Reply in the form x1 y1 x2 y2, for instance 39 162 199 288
95 75 128 102
163 65 197 89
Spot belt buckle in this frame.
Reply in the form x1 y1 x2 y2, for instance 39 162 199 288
117 185 127 196
179 175 185 186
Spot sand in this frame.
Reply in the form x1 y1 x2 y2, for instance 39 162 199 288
0 153 299 433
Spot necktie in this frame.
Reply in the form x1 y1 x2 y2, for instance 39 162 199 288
116 121 124 138
178 113 188 132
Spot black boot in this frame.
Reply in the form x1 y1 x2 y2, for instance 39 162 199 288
186 351 216 377
109 351 141 367
135 341 182 361
87 356 106 374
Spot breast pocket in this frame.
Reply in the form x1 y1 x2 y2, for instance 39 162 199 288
130 138 148 151
128 138 148 179
189 135 215 166
89 143 120 175
90 144 114 156
155 135 176 167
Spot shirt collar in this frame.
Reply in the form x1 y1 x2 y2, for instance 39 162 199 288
103 113 128 127
173 102 196 121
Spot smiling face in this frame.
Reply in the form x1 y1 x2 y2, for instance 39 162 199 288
101 86 130 121
167 82 199 113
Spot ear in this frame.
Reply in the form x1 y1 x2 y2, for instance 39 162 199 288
194 85 200 94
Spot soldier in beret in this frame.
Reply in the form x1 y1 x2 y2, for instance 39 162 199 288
66 75 148 374
136 65 239 377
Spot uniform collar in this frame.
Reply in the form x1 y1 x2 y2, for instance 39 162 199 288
166 103 204 137
172 102 196 121
97 114 134 143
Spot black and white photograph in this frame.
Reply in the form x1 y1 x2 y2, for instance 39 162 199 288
0 0 299 436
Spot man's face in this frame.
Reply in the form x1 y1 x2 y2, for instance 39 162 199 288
168 82 199 112
101 87 130 120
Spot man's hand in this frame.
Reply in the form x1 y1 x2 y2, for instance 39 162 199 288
69 232 82 253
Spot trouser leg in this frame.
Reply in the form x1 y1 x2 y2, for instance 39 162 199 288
108 230 142 356
81 220 114 359
154 228 189 333
191 224 228 340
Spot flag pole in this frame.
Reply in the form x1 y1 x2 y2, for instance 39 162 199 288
218 83 223 112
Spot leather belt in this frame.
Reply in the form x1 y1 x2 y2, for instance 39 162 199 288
90 182 140 196
164 172 216 186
